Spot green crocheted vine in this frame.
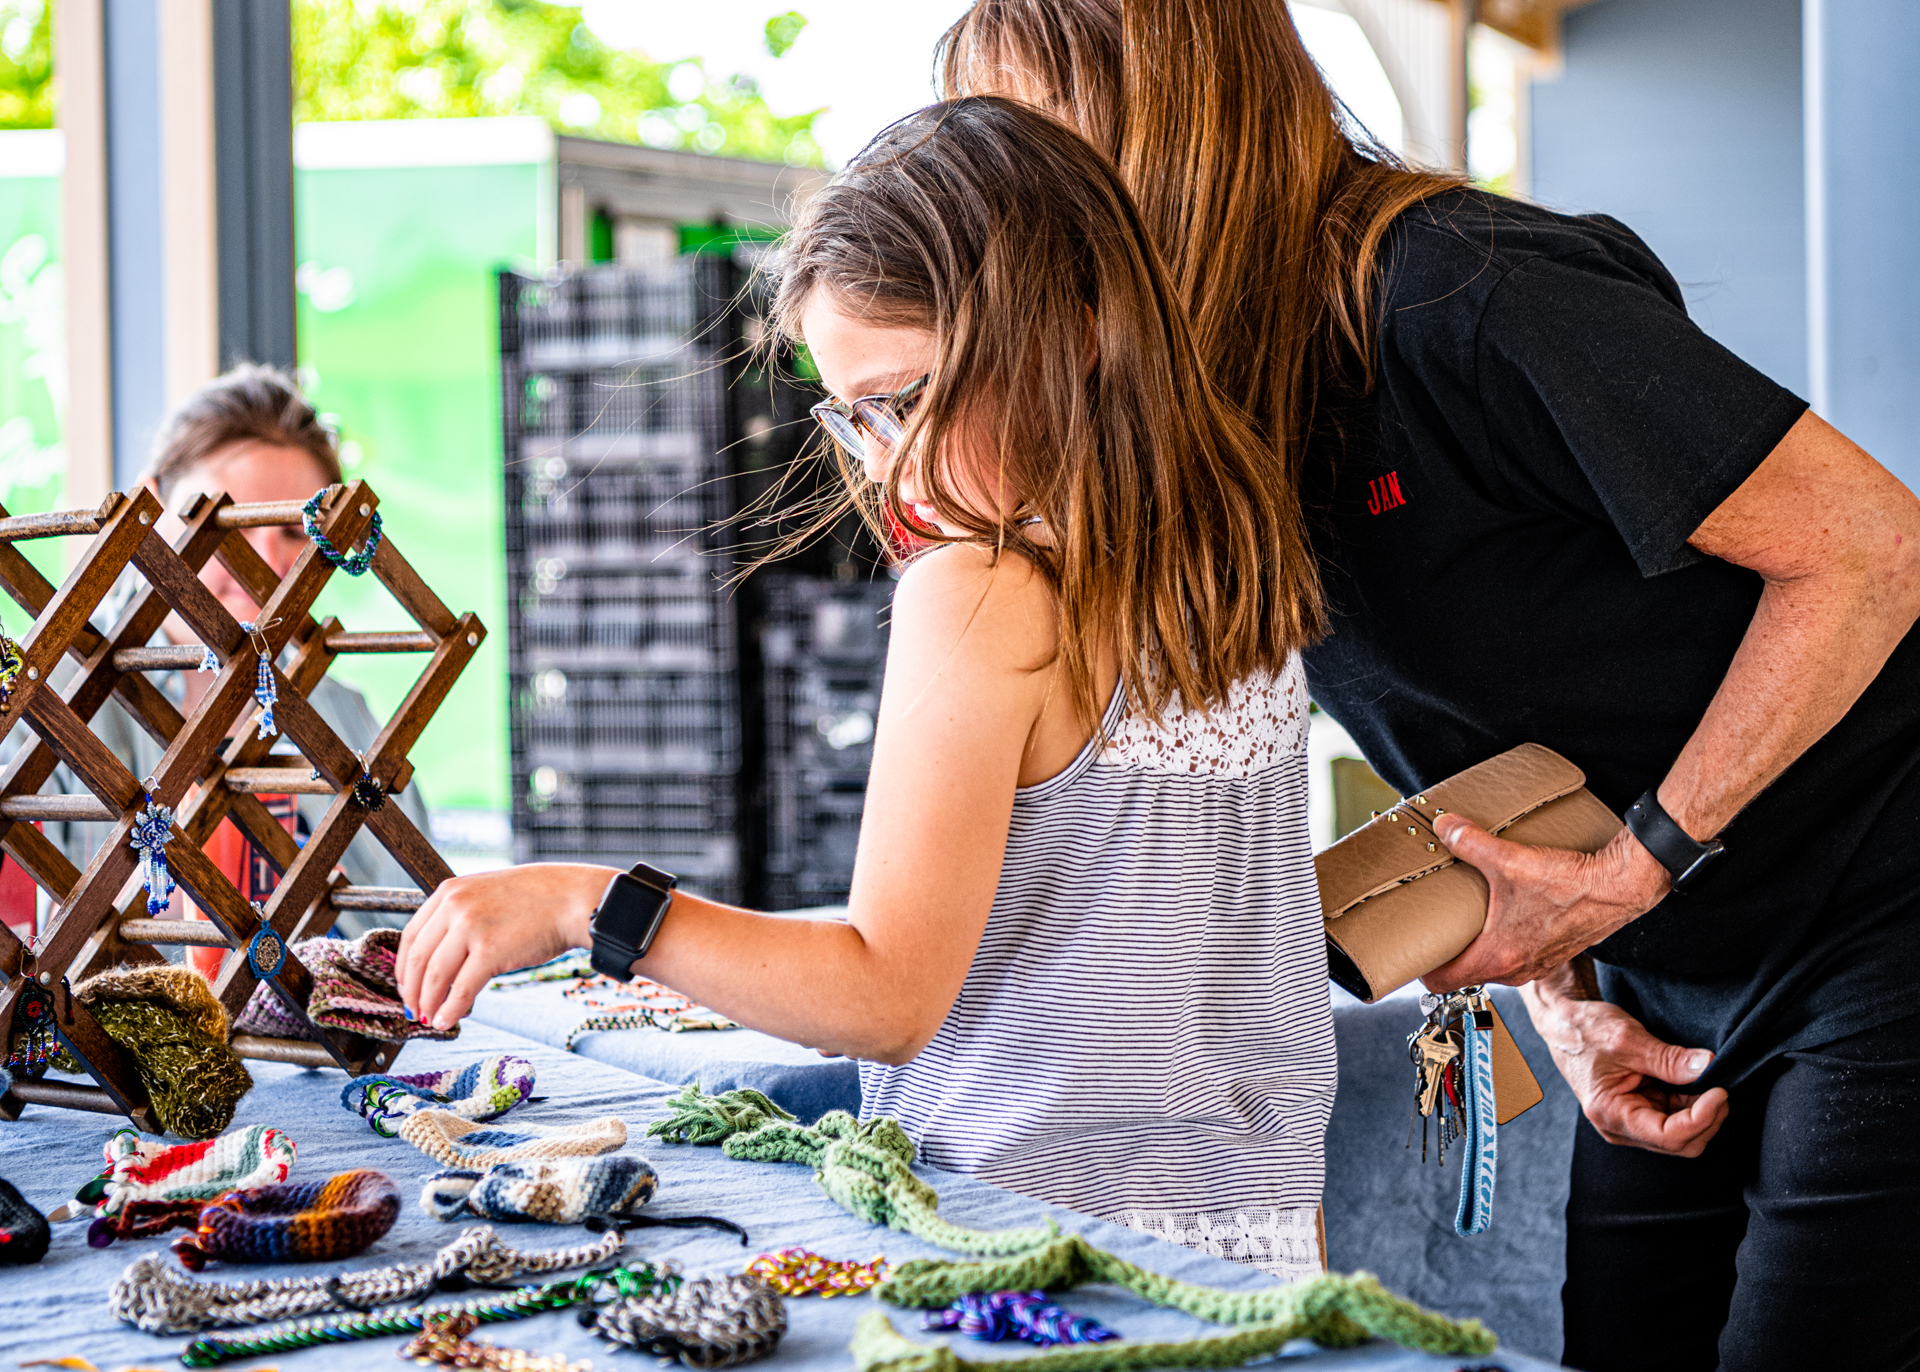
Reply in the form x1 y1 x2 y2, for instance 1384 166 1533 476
861 1234 1495 1365
648 1087 1499 1367
648 1086 1057 1257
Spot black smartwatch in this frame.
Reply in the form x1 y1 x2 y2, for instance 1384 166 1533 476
589 861 678 979
1624 790 1724 893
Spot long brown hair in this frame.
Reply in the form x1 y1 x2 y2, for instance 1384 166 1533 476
772 97 1321 728
939 0 1460 518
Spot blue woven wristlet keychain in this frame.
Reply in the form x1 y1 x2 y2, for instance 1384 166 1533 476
1407 987 1499 1237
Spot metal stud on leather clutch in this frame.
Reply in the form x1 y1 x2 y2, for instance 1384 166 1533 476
1317 743 1623 1003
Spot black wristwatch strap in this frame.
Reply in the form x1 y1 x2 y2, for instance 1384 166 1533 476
1624 790 1724 892
589 861 678 980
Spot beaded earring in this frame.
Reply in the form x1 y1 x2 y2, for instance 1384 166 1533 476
302 487 383 576
3 976 59 1083
237 620 277 738
0 633 24 714
128 789 178 915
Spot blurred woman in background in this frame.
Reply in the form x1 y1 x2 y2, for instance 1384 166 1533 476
20 365 430 967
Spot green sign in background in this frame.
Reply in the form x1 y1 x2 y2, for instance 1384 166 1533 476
294 159 550 818
0 169 68 619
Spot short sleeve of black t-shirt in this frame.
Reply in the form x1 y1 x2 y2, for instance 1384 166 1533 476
1469 244 1809 576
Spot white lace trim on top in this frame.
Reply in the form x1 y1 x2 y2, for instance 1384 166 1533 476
1111 1203 1323 1284
1101 654 1308 779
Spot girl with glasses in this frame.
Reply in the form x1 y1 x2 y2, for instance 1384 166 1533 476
397 95 1334 1281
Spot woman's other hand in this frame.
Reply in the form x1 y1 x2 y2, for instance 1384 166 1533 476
1520 958 1730 1158
397 862 614 1030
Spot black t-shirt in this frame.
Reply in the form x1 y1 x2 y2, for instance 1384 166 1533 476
1301 188 1920 1088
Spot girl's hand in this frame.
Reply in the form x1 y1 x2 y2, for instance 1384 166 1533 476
397 862 615 1030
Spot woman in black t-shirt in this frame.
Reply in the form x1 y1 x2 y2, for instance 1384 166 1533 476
941 3 1920 1370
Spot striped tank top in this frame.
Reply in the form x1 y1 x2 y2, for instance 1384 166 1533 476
858 652 1336 1248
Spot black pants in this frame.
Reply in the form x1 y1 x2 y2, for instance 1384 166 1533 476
1562 1012 1920 1372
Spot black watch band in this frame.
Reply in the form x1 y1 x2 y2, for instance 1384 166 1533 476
1624 790 1724 893
589 861 678 980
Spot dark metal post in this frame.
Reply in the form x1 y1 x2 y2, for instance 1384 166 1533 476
212 0 297 371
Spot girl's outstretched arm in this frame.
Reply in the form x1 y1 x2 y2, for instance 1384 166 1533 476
395 544 1070 1063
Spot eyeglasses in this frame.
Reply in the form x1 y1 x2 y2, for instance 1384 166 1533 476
809 375 929 464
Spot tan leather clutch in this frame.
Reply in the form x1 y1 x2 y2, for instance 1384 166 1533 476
1317 743 1623 1003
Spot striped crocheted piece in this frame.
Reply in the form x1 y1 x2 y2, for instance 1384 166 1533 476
172 1170 400 1269
341 1055 536 1137
67 1126 297 1221
398 1109 627 1169
420 1155 658 1224
233 929 456 1044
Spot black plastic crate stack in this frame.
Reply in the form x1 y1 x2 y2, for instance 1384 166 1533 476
500 260 746 902
762 576 895 909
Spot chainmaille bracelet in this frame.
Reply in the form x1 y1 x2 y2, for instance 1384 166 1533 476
402 1310 595 1372
921 1289 1119 1347
112 1224 627 1333
746 1247 891 1297
303 486 383 576
179 1259 678 1367
586 1273 786 1369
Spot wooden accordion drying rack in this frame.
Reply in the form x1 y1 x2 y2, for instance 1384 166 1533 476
0 481 484 1131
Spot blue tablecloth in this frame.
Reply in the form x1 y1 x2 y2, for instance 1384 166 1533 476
475 973 1579 1363
0 1020 1559 1370
469 979 861 1124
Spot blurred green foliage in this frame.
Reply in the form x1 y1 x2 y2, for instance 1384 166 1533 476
293 0 823 166
0 0 821 166
0 0 52 128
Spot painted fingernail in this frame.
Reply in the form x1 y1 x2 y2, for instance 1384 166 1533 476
433 1011 454 1030
402 1006 415 1021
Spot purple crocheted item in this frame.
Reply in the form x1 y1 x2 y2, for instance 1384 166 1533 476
234 929 455 1043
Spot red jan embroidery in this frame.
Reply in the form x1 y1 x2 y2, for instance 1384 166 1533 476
1367 471 1407 515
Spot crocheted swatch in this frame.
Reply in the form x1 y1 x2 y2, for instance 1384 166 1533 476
420 1155 658 1224
341 1054 536 1137
172 1169 401 1269
398 1109 627 1169
70 1125 297 1221
55 965 254 1139
0 1176 49 1265
234 928 456 1044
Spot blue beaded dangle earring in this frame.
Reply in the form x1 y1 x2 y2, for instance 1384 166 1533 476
238 620 278 739
128 788 177 916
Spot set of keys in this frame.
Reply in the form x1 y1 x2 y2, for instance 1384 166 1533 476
1405 987 1492 1165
